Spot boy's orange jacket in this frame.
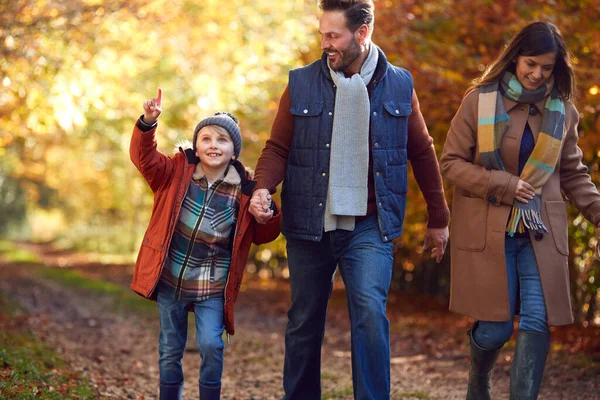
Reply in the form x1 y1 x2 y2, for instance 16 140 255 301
130 120 282 335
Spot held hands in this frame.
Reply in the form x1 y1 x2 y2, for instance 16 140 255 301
249 188 274 224
515 179 535 203
143 88 163 124
424 226 449 263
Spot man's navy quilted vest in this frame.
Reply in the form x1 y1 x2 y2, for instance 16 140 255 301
282 47 413 242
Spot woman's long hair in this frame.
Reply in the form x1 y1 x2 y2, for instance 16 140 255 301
471 22 576 100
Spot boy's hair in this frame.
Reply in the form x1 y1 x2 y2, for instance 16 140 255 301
193 112 242 158
319 0 374 33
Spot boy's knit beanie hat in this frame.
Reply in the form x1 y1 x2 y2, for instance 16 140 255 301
193 112 242 159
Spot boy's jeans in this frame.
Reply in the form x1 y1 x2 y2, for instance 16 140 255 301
157 290 225 388
474 236 549 351
283 215 393 400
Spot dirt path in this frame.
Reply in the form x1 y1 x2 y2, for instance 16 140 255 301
1 244 598 399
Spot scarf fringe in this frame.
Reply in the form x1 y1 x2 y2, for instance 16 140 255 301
506 206 549 236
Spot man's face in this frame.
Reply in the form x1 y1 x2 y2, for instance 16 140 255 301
319 10 362 72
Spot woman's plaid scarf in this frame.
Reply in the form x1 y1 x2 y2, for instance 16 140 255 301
478 72 565 236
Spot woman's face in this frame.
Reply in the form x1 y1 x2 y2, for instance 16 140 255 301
514 51 557 91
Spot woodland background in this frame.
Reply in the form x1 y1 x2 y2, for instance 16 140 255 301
1 0 599 326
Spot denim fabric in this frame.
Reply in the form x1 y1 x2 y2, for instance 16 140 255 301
157 290 225 387
282 215 393 400
474 236 549 351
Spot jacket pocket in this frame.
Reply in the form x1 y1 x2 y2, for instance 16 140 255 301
382 101 412 117
142 235 164 251
289 101 325 147
452 194 487 251
290 101 324 117
381 101 411 149
138 235 164 280
545 201 569 256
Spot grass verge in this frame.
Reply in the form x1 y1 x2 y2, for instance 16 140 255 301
0 293 97 399
0 240 40 264
0 240 156 318
37 267 157 317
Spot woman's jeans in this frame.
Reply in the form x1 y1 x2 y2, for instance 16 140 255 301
282 215 393 400
157 290 225 388
473 236 549 351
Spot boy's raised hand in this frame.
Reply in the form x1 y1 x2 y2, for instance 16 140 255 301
143 88 162 124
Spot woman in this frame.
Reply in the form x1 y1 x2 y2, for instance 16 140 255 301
440 21 600 399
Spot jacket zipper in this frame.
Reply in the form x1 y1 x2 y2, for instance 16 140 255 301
175 181 221 299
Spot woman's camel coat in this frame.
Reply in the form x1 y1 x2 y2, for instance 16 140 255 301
440 89 600 326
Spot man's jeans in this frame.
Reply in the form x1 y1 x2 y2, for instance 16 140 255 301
157 290 225 388
283 215 393 400
474 236 549 351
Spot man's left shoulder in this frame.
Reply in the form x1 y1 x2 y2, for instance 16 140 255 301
385 62 413 80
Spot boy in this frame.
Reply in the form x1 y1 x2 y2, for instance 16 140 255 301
130 88 281 400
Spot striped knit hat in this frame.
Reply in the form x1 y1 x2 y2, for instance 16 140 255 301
193 112 242 158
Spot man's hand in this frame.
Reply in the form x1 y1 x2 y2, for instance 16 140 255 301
143 88 162 124
249 188 274 224
424 226 449 263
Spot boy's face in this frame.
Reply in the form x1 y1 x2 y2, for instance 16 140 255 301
195 126 235 171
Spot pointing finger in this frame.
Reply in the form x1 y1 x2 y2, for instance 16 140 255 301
157 88 163 107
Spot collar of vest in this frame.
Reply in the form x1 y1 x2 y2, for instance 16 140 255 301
318 44 388 86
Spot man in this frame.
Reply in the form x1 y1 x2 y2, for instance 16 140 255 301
249 1 450 398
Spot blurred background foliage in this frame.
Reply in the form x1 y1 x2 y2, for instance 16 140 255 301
0 0 598 325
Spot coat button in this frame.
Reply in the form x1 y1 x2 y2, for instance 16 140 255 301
534 232 543 241
303 109 308 114
529 106 538 116
488 195 497 204
237 230 242 235
145 238 149 243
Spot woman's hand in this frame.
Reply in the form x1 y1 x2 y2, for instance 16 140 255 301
514 179 535 203
143 88 162 124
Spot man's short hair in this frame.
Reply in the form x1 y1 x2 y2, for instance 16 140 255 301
319 0 375 32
